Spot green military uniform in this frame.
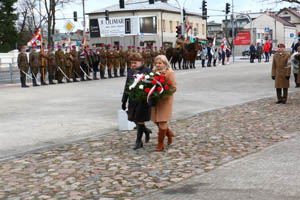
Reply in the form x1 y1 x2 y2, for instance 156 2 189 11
39 48 48 85
99 46 107 79
71 48 80 82
112 47 120 77
17 49 29 87
29 49 40 86
47 47 56 84
119 47 126 77
126 47 132 69
65 51 73 82
106 46 114 78
55 48 65 83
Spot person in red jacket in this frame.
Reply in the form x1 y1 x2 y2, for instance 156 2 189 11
264 41 270 62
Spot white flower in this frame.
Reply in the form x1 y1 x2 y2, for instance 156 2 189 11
139 85 144 90
155 72 160 75
150 72 154 76
145 75 150 79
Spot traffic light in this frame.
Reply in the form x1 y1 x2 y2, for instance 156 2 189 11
149 0 154 4
202 0 207 19
120 0 124 9
176 26 181 38
73 11 77 22
183 9 186 21
298 32 300 37
105 10 109 21
225 3 230 14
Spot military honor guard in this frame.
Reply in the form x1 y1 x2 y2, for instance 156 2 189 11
99 44 107 79
71 46 80 82
272 43 291 104
17 46 29 88
79 45 91 81
119 46 126 77
29 45 40 86
126 46 132 70
47 46 57 84
39 46 48 85
107 44 114 78
64 47 73 83
55 45 66 84
112 46 120 77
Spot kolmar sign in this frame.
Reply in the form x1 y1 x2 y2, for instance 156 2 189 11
99 17 126 37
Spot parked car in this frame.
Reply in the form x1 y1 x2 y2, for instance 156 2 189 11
242 49 250 56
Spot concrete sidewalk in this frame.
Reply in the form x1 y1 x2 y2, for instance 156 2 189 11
138 134 300 200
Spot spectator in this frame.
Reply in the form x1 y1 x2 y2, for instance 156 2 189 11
256 42 263 63
292 39 300 54
225 47 231 65
250 43 256 63
213 47 218 67
291 46 300 88
200 46 207 68
264 41 270 62
207 43 212 67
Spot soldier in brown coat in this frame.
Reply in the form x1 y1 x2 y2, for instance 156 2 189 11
119 45 127 77
159 46 166 56
46 46 56 84
29 46 40 86
71 46 80 82
39 47 48 85
126 46 132 70
106 44 114 78
79 45 91 81
65 47 73 83
99 44 107 79
17 46 29 88
112 46 120 77
55 45 65 83
272 43 291 104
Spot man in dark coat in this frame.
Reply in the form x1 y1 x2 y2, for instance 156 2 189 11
122 53 152 150
250 43 256 63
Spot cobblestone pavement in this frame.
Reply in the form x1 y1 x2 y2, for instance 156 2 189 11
1 92 300 200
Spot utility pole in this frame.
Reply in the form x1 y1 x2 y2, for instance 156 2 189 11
231 0 234 62
82 0 86 41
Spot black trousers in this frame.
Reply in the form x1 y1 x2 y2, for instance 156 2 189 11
276 88 288 102
294 73 299 86
202 59 205 67
250 54 255 63
213 59 217 66
257 55 261 62
207 56 212 67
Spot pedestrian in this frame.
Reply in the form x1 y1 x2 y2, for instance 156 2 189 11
121 53 152 150
151 55 177 151
221 47 226 65
256 42 263 63
272 43 291 104
225 47 231 65
264 41 270 62
292 39 300 53
291 46 300 88
218 48 222 66
29 45 40 86
212 47 218 67
200 46 207 67
17 46 29 88
250 43 256 63
207 43 212 67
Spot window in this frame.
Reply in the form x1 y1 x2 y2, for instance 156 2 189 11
257 33 260 39
177 21 179 26
162 20 166 32
202 24 205 35
125 18 131 34
282 16 291 21
169 21 173 33
140 16 157 34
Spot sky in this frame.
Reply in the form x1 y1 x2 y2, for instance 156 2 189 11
53 0 297 33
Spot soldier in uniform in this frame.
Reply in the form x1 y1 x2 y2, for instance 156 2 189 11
132 45 137 53
79 45 90 81
71 46 80 82
106 44 114 78
39 46 48 85
91 44 99 80
55 45 65 84
29 45 40 86
154 46 160 58
176 35 184 49
17 46 29 88
99 44 107 79
119 45 127 77
159 46 166 56
47 46 57 84
112 46 120 77
126 46 132 70
64 47 73 83
272 43 291 104
141 47 147 66
137 46 141 53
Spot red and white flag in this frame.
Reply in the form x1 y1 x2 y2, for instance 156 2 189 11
27 29 42 47
221 38 227 49
212 35 216 48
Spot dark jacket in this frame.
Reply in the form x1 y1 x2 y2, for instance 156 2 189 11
250 45 256 55
122 65 151 122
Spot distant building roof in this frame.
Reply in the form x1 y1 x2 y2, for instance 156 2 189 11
278 7 300 19
52 33 84 41
208 21 221 26
269 14 296 27
88 0 202 17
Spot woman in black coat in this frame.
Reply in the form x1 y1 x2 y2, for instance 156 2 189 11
122 53 152 150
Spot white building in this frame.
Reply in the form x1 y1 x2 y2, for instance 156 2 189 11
87 0 206 49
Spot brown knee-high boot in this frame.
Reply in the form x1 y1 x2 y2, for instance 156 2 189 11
166 128 174 145
156 128 167 151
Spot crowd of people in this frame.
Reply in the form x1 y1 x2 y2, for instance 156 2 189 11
249 41 272 63
17 44 166 88
198 43 232 67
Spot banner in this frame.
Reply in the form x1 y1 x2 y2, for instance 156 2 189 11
90 19 100 38
234 31 251 45
98 17 126 37
28 29 42 47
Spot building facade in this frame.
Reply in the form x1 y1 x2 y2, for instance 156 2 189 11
87 0 206 49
